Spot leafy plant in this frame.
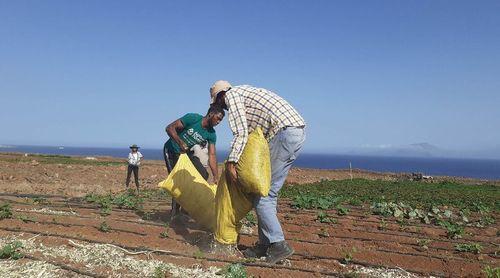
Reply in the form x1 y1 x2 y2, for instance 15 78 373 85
0 241 23 260
193 250 205 259
336 205 350 216
245 212 257 226
438 220 464 239
317 211 337 223
455 243 483 254
378 219 388 231
483 266 500 278
153 265 168 278
0 203 13 220
219 263 248 278
159 231 169 239
417 239 432 250
17 215 36 223
98 221 111 233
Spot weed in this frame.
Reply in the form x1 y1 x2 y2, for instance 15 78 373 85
32 196 48 205
244 212 257 226
0 203 13 220
153 265 169 278
17 215 36 223
417 239 432 250
98 221 111 233
438 220 464 239
219 263 248 278
341 251 353 264
483 266 500 278
193 250 205 259
0 241 23 260
336 205 350 216
479 215 495 227
317 211 337 224
455 243 483 254
159 231 169 239
378 219 388 231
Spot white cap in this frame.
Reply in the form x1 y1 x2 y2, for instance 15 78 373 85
209 80 232 104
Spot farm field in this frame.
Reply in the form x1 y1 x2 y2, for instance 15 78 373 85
0 153 498 277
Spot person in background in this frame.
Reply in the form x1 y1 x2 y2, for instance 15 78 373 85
210 80 306 264
126 144 143 193
163 105 225 218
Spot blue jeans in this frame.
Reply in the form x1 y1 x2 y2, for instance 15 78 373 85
253 126 306 245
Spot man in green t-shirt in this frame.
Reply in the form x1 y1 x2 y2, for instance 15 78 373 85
163 105 225 218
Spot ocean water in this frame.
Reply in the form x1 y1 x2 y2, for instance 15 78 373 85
1 145 500 180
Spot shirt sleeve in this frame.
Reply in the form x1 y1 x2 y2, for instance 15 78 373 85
226 91 248 163
208 132 217 144
138 152 143 158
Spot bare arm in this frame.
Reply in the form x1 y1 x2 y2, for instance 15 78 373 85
208 143 218 182
166 119 189 152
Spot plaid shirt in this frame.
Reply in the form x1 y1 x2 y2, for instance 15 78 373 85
225 85 306 162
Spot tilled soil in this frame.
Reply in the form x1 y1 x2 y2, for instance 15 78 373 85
0 153 498 277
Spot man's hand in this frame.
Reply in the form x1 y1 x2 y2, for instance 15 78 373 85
179 142 189 153
225 162 238 185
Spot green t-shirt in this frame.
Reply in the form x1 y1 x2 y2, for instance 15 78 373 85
165 113 217 154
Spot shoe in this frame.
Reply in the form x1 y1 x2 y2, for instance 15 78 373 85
265 241 294 264
242 243 269 258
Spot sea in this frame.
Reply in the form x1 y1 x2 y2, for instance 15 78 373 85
1 145 499 180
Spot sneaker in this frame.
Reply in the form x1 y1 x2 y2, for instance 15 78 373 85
242 243 269 258
265 241 294 264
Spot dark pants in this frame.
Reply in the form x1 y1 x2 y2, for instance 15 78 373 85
126 164 140 188
163 142 209 218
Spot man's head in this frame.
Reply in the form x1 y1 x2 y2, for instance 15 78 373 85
206 104 225 127
210 80 232 107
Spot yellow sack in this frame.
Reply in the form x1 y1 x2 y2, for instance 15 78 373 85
158 154 217 231
236 127 271 196
214 169 254 244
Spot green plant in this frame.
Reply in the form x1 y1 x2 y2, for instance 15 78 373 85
244 212 257 226
17 215 36 223
341 251 353 264
193 250 205 259
483 266 500 278
32 196 48 204
159 231 169 239
336 205 350 216
417 239 432 250
153 265 169 278
479 215 495 227
438 220 464 239
219 263 248 278
0 203 13 220
378 219 388 231
455 243 483 254
98 221 111 233
317 211 337 223
0 241 23 260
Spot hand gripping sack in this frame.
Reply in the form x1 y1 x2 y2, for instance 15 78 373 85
236 127 271 196
158 154 217 231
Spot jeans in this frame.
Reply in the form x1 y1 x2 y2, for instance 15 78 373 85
254 126 306 244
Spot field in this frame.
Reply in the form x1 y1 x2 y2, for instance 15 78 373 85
0 152 498 277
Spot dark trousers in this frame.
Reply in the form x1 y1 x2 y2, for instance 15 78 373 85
126 164 140 188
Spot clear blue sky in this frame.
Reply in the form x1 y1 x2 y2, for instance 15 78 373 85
1 1 499 156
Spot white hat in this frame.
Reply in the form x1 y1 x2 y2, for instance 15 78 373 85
210 80 232 104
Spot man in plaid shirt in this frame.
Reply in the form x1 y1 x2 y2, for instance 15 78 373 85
210 80 306 264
